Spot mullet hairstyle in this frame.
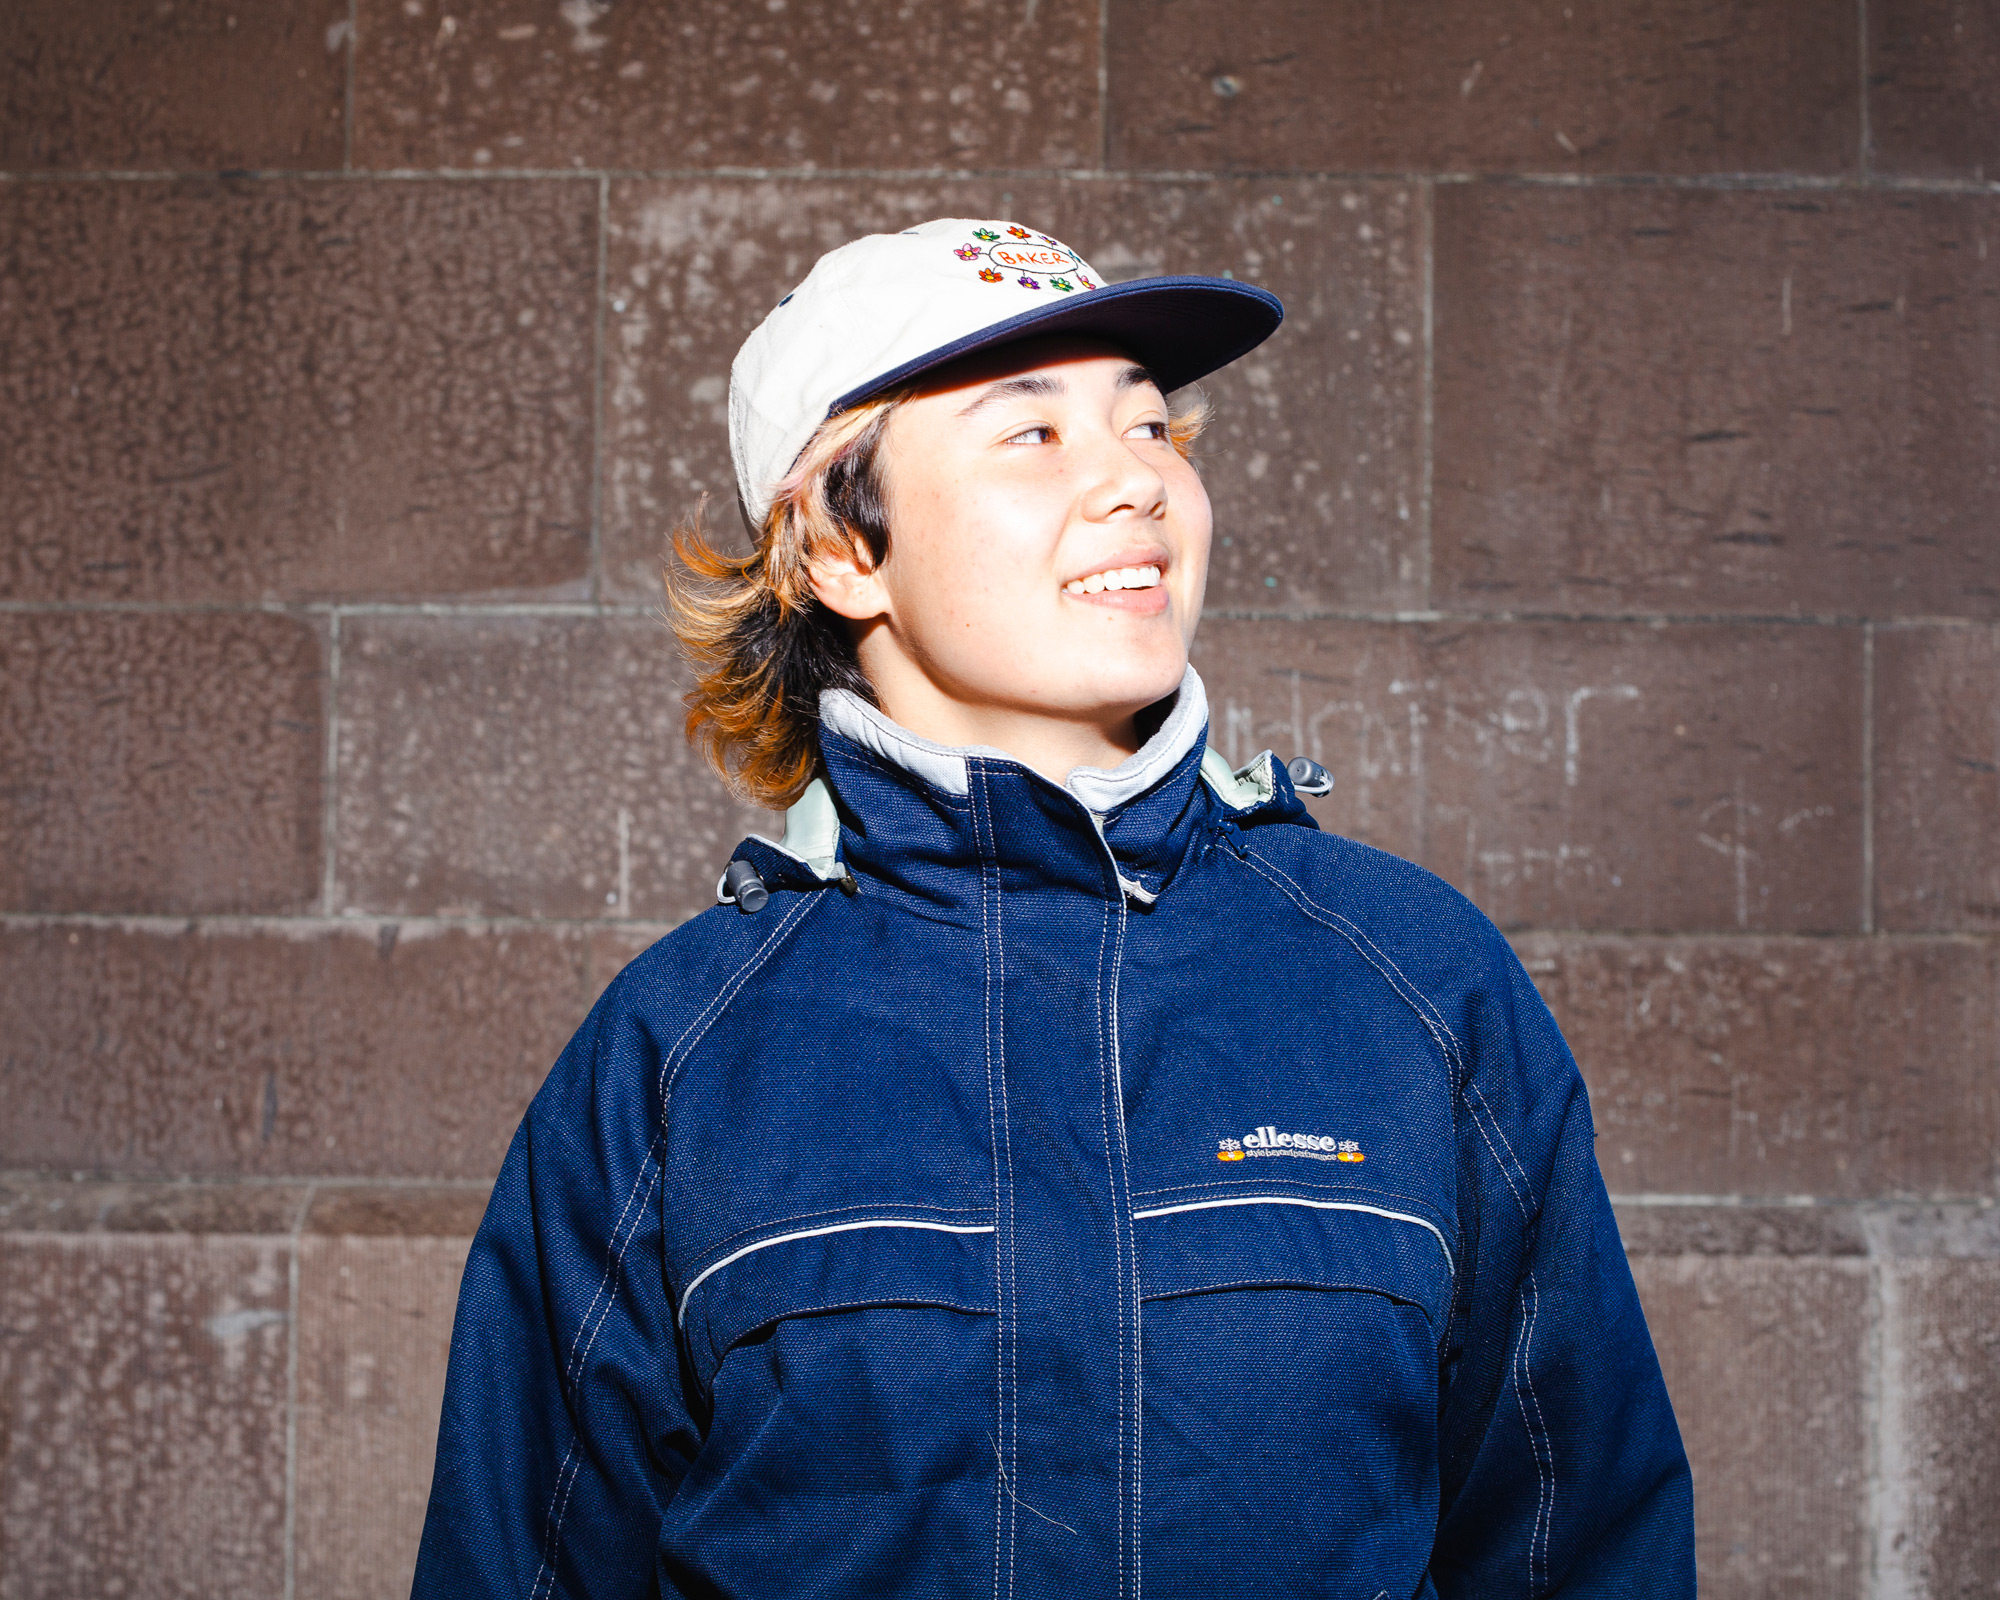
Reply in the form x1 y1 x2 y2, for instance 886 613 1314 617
666 383 1212 810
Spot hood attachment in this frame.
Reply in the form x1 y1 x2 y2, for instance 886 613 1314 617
717 778 857 914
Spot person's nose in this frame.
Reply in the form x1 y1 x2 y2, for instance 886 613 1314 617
1078 425 1169 526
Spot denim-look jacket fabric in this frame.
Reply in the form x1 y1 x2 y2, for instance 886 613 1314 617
412 668 1694 1600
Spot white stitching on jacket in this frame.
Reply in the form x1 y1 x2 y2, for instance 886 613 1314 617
1239 849 1466 1075
657 893 823 1109
970 763 1014 1600
530 893 825 1600
1104 887 1141 1600
560 1138 664 1388
1515 1271 1555 1595
1091 888 1128 1599
1235 849 1535 1226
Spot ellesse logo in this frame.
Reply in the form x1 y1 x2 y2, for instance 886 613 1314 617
1218 1126 1366 1164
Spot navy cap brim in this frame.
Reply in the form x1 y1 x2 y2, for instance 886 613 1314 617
827 275 1284 415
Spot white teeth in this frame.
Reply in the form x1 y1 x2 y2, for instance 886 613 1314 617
1066 564 1162 596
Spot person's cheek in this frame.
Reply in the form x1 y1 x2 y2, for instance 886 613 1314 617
1171 467 1212 631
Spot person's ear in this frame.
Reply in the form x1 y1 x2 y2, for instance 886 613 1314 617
806 528 891 621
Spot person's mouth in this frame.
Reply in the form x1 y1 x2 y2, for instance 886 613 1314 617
1063 562 1163 596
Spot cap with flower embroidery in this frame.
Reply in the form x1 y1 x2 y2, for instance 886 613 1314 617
727 217 1283 527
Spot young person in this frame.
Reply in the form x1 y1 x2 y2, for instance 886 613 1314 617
412 219 1694 1599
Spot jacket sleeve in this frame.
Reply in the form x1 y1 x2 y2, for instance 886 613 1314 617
411 976 696 1600
1430 935 1695 1598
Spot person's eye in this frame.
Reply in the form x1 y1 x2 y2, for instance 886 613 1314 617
1126 419 1170 442
1003 424 1056 445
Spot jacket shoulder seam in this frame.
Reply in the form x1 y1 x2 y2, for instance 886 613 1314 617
656 890 828 1113
1234 845 1535 1222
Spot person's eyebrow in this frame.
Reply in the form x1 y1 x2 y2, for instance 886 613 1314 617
1116 363 1165 395
955 372 1065 417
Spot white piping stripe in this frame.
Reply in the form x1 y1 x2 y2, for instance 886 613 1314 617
677 1218 995 1325
1129 1195 1454 1276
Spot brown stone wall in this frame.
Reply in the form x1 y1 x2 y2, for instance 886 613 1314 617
2 3 1994 1594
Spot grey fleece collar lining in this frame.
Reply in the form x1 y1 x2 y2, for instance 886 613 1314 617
817 666 1210 815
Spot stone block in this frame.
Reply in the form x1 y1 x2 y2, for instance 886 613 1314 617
1521 935 1997 1197
604 177 1426 612
351 0 1100 172
1106 0 1859 176
295 1224 475 1600
0 919 647 1178
1880 1260 2000 1595
0 611 324 914
1192 618 1865 931
334 613 769 920
1631 1254 1869 1599
1873 623 2000 931
1869 0 2000 179
0 1175 309 1236
0 1231 291 1599
1432 185 2000 618
0 0 346 171
1613 1202 1868 1257
0 179 595 603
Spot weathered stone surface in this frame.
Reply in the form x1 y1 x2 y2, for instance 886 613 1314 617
0 920 648 1178
0 1233 291 1599
1869 0 2000 180
334 613 770 920
1107 0 1860 176
604 178 1425 612
1432 185 2000 618
1520 935 1996 1197
0 0 346 172
351 0 1099 172
1614 1202 1869 1257
0 180 595 603
0 612 324 914
1881 1261 2000 1595
0 1175 309 1236
295 1232 474 1600
1873 624 2000 932
1192 618 1865 931
1632 1255 1869 1598
304 1184 490 1240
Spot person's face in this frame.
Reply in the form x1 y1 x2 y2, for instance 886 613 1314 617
826 336 1211 733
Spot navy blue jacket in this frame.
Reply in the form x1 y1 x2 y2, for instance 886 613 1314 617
413 669 1693 1599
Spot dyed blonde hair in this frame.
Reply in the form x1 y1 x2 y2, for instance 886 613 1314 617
666 384 1211 810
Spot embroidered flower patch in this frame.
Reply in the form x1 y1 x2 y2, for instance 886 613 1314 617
978 267 1004 282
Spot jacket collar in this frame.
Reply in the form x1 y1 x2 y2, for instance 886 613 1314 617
815 664 1212 816
725 667 1316 912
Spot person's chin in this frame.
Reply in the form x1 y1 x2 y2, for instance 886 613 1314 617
1056 652 1187 717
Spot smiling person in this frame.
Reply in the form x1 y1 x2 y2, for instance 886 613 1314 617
411 221 1694 1599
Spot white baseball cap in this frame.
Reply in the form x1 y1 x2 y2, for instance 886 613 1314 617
727 217 1284 528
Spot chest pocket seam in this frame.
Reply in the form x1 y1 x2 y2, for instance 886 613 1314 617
678 1215 997 1327
1131 1194 1453 1278
1139 1274 1437 1319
